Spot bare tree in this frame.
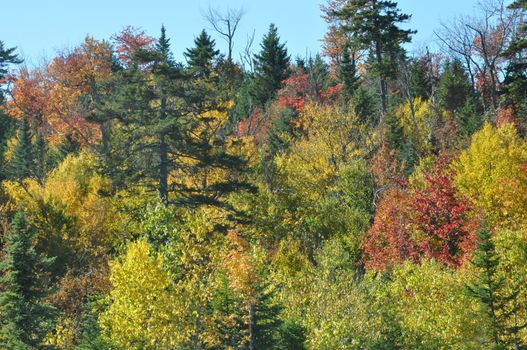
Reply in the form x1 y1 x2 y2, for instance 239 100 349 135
239 30 256 72
204 6 245 62
435 0 522 112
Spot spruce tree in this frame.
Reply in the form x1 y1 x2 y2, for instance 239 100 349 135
9 117 34 181
252 24 291 108
33 132 48 183
57 133 81 160
0 112 15 181
467 226 526 349
0 211 56 348
340 42 360 97
250 282 283 350
502 0 527 118
334 0 415 118
184 29 219 77
438 59 471 113
100 26 248 207
0 40 22 102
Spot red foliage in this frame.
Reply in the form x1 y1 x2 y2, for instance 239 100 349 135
276 67 342 113
236 108 269 142
7 38 113 145
496 106 518 127
413 157 478 267
364 157 479 270
363 187 421 271
112 26 155 65
277 73 310 112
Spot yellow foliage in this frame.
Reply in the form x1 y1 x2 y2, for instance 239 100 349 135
454 122 527 228
390 260 485 349
395 97 435 153
100 240 184 349
3 150 119 251
276 103 372 203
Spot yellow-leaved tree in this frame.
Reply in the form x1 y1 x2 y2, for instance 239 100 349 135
389 260 486 349
454 122 527 228
395 97 434 154
100 240 183 349
3 150 120 254
275 102 372 203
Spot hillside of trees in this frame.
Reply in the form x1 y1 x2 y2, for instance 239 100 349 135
0 0 527 348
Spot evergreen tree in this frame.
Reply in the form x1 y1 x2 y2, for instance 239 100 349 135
252 24 291 108
334 0 416 118
9 118 34 181
501 0 527 119
0 211 56 348
340 42 360 97
409 57 432 101
100 26 248 207
0 41 22 180
184 29 220 77
33 132 48 183
250 282 283 350
0 112 15 181
57 133 81 161
307 54 330 98
0 40 23 102
438 59 471 114
467 226 526 349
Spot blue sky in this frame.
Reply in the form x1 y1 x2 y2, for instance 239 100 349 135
2 0 487 66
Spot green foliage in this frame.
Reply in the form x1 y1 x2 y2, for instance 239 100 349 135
0 211 56 349
9 118 34 180
252 24 291 107
468 226 526 348
185 29 219 77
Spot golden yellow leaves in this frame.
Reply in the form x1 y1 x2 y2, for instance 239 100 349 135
454 122 527 228
100 240 184 349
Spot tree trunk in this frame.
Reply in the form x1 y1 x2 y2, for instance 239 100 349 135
248 302 255 350
159 95 169 205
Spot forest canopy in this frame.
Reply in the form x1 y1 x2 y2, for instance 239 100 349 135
0 0 527 349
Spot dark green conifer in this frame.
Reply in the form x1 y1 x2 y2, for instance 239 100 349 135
340 43 360 97
467 225 526 349
252 24 291 107
9 118 34 180
501 0 527 118
185 29 220 77
0 211 56 348
334 0 415 118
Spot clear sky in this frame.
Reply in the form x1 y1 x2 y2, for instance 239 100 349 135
1 0 489 67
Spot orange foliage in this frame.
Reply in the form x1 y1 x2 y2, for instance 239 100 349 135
112 26 155 65
8 37 113 145
362 187 420 271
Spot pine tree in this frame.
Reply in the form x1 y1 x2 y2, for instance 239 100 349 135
249 282 283 350
333 0 416 118
100 26 248 207
57 133 81 160
0 41 20 180
438 59 471 113
33 132 48 183
501 0 527 118
340 42 360 97
0 211 56 348
0 40 22 102
467 226 526 349
184 29 219 77
0 112 15 181
9 118 34 181
252 24 291 108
